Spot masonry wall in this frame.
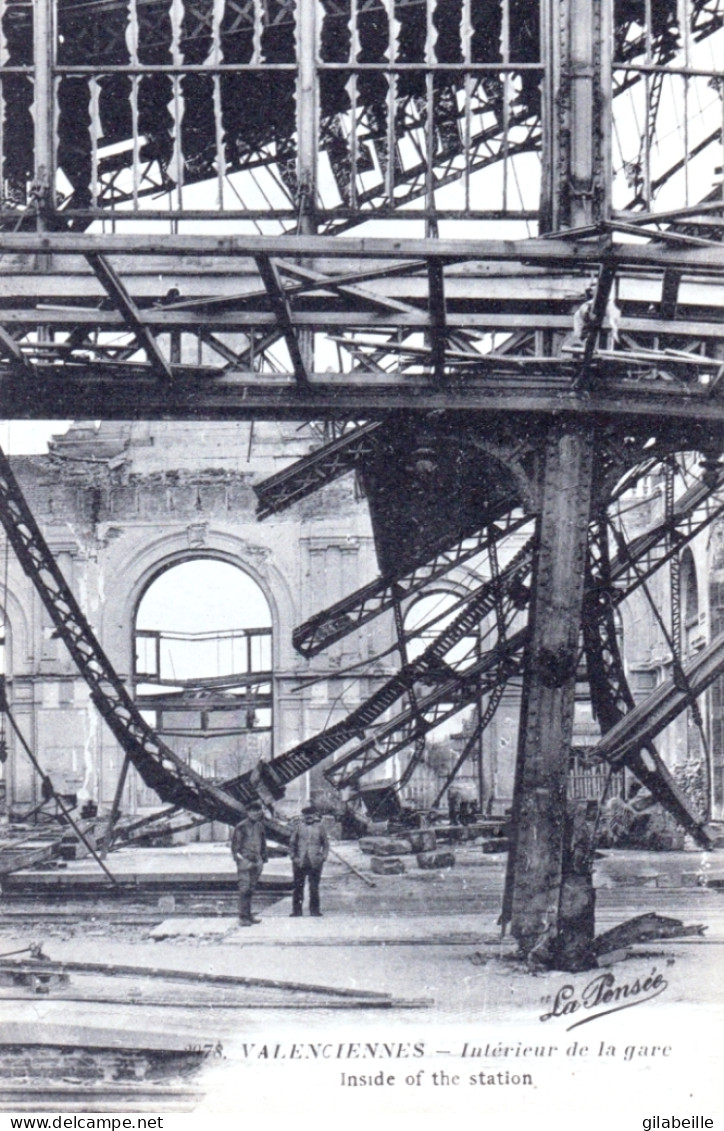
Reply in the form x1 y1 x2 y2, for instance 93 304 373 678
0 421 392 825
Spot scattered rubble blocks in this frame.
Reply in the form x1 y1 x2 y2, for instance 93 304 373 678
370 856 406 875
405 829 437 853
359 836 413 856
417 850 456 869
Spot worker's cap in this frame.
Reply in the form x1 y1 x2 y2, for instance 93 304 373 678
247 800 264 813
302 805 318 816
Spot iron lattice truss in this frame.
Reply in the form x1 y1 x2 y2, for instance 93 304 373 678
0 0 723 856
1 232 724 412
0 0 721 225
237 420 723 843
0 0 722 399
0 415 722 846
0 444 248 823
2 0 543 224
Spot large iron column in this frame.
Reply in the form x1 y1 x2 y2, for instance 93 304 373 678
505 425 595 966
503 0 609 968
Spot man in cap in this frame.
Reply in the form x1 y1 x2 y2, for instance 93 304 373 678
289 805 329 917
231 800 268 926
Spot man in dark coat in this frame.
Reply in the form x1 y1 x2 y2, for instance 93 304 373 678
289 806 329 917
231 800 267 926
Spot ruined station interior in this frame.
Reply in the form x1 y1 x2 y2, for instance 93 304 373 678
0 0 723 1111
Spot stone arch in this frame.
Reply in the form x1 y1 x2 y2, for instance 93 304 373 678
98 527 296 678
133 552 272 647
94 528 298 812
132 555 275 780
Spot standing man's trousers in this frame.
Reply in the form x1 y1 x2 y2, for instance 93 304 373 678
292 861 323 915
237 861 263 922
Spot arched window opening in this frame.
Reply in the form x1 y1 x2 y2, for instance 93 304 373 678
134 559 273 781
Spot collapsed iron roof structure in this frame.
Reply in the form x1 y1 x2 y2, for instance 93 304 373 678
1 0 724 966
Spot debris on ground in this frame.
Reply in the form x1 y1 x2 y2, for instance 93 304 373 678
417 850 455 870
370 855 406 874
359 836 413 856
594 912 707 955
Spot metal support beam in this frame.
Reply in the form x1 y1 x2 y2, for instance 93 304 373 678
543 0 610 230
504 424 595 964
292 511 530 657
85 255 173 382
584 518 711 848
296 0 318 232
100 751 131 857
660 270 683 320
255 255 310 387
32 0 55 219
574 260 617 388
427 259 447 381
594 628 724 777
254 423 381 519
5 370 724 426
324 632 527 791
0 328 34 375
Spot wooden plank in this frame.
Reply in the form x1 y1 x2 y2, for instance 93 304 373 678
274 260 424 317
607 219 724 251
0 992 423 1009
1 264 723 316
0 958 392 1000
